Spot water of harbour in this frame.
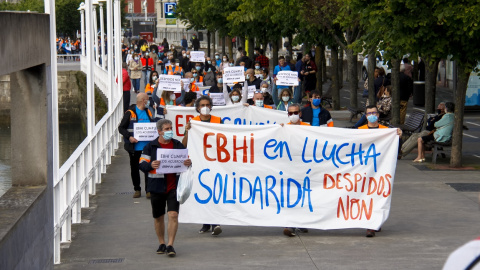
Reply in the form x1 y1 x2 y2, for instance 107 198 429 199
0 120 86 197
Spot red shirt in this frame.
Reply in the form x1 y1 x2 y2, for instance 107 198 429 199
160 140 177 193
122 68 131 91
255 54 269 68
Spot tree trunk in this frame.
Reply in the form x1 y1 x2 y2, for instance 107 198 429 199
331 46 340 110
450 68 469 168
272 40 279 69
367 48 376 106
315 45 322 93
345 48 358 108
227 36 233 61
247 37 254 60
425 58 440 114
207 31 211 57
221 36 226 56
338 48 344 88
390 58 401 125
212 32 216 56
303 40 310 56
288 34 293 57
240 36 245 51
320 45 326 83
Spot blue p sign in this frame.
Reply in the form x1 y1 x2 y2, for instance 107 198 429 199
165 3 176 17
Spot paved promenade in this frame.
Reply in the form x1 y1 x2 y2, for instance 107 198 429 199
55 116 480 269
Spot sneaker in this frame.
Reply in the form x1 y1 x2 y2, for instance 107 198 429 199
298 228 309 233
283 228 296 237
156 244 166 254
198 224 211 234
146 192 151 199
133 191 141 198
212 225 222 236
366 229 375 237
166 245 176 257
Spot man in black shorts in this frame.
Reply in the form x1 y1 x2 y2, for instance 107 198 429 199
139 119 192 257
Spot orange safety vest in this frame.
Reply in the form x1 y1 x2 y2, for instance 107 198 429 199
145 83 154 95
194 76 204 83
166 65 183 75
160 97 176 106
192 115 222 123
263 105 273 109
287 121 311 126
358 124 388 129
190 84 200 92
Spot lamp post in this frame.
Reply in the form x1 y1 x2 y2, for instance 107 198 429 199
77 3 85 56
143 0 147 21
98 0 106 69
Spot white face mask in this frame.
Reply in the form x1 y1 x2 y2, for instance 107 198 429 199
282 96 290 102
152 76 158 81
200 106 211 115
255 100 264 107
169 93 176 101
261 87 268 93
231 95 240 102
289 114 300 123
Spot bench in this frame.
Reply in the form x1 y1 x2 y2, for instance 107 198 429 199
347 106 364 122
322 95 333 108
393 111 425 138
427 140 452 164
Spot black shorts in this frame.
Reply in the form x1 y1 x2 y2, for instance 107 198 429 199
150 190 180 218
421 134 435 144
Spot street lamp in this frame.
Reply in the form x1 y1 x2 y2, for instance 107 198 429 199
78 3 85 56
143 0 147 21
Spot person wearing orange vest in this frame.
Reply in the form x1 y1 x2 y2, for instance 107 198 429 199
245 91 273 109
141 52 154 87
286 104 311 126
191 65 204 87
184 72 199 92
164 60 184 76
358 104 402 238
145 70 159 98
118 93 154 199
183 95 224 236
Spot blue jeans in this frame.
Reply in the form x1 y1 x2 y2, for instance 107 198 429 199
142 70 150 87
132 78 140 92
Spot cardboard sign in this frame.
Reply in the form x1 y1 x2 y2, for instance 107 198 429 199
156 149 189 174
133 122 157 141
276 71 299 86
223 66 246 84
190 51 205 62
158 75 182 93
211 93 226 106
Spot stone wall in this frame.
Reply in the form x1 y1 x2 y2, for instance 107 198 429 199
0 75 10 120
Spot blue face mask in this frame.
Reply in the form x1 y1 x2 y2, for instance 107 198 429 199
193 73 198 78
312 98 321 107
207 60 212 64
255 66 260 69
162 130 174 140
218 78 223 83
367 115 378 123
195 66 201 71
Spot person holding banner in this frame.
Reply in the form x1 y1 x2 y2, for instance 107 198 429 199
245 91 274 109
273 56 292 90
139 119 192 257
260 82 274 106
118 93 154 198
300 90 334 127
183 96 224 236
286 104 310 126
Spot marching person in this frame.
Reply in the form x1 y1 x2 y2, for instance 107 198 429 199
183 96 224 236
139 119 191 257
118 93 154 198
300 90 334 127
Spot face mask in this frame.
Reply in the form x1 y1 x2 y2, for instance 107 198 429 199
196 66 201 71
312 98 321 107
145 53 149 57
215 55 220 59
367 115 378 123
187 55 190 58
162 130 174 140
183 53 187 57
259 74 264 80
282 96 290 102
176 63 180 66
255 100 264 107
218 78 223 84
246 74 250 80
152 76 157 81
144 101 149 107
255 66 260 70
134 46 137 49
169 93 176 101
261 87 267 93
229 63 234 67
231 96 239 102
289 114 300 123
193 73 198 78
190 78 194 83
134 57 139 61
200 106 211 115
223 58 227 61
207 61 212 64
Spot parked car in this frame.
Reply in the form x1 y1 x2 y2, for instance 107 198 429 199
362 51 391 81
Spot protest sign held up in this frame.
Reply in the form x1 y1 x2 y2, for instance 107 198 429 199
158 75 182 93
276 71 299 86
223 66 246 84
156 149 189 174
133 123 158 141
190 51 205 63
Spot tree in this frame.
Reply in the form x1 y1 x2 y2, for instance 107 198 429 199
0 0 44 12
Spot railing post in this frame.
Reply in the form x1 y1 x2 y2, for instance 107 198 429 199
106 0 113 110
86 0 96 138
92 0 99 66
114 0 122 104
99 2 106 70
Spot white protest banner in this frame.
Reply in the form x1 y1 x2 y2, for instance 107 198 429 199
156 149 189 174
276 71 299 86
164 105 289 141
179 122 399 230
196 81 204 87
158 75 182 93
247 85 256 99
190 51 205 62
210 93 226 106
133 122 157 141
223 66 245 84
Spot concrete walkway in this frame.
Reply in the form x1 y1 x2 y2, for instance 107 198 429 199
55 120 480 270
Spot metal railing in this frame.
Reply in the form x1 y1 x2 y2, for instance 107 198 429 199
80 55 110 102
57 54 82 64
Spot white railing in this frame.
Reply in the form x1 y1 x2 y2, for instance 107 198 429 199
80 55 110 101
53 94 123 263
57 54 82 64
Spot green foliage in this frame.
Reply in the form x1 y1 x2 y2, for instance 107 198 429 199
56 0 82 37
0 0 44 12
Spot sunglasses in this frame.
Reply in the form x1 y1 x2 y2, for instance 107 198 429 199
287 111 300 116
192 72 198 74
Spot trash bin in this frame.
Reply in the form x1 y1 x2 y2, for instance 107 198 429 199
413 81 425 106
